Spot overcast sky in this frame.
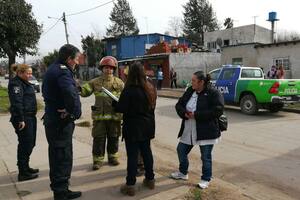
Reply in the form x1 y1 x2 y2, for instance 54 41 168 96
25 0 299 59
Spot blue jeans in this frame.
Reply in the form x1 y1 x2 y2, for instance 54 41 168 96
177 142 214 181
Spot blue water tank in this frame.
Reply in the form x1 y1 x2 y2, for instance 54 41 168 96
268 12 278 21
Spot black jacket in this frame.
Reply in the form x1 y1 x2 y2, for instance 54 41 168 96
8 76 37 122
176 86 224 140
114 85 155 141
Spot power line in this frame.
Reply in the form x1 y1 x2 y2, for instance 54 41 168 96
67 0 114 17
42 16 63 36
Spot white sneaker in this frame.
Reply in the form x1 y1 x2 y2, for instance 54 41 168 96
170 171 188 180
198 180 210 189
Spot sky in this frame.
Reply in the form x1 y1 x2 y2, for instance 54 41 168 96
24 0 300 61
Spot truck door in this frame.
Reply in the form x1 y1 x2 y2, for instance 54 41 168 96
216 68 240 102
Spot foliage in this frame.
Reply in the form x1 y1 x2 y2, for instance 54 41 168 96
42 50 59 67
0 0 42 77
106 0 139 37
81 34 104 67
277 30 300 42
167 16 183 37
224 17 234 29
0 86 9 113
182 0 219 45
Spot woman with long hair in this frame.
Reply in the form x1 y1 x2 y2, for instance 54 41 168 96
170 71 224 189
113 61 157 196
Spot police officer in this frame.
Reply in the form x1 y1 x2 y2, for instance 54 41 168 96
80 56 124 170
42 44 82 200
8 64 39 182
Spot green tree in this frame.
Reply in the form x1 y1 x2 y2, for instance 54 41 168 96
0 0 42 77
42 50 59 67
182 0 219 45
106 0 139 37
224 17 234 29
81 34 104 67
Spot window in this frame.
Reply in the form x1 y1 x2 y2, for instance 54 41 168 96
273 57 290 70
209 69 221 81
232 58 243 65
241 69 263 78
111 45 117 57
220 68 236 80
207 41 216 49
223 40 230 46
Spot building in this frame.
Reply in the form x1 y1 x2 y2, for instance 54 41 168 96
221 40 300 78
102 33 190 60
204 24 272 52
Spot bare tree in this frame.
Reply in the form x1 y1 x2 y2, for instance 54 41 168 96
277 30 300 42
167 16 183 37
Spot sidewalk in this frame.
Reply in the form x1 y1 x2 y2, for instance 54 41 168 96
0 113 190 200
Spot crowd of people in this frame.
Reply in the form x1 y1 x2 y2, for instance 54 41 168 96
8 44 225 200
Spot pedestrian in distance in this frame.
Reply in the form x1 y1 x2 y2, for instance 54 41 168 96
170 68 177 88
170 71 224 189
8 64 39 182
42 44 82 200
113 61 157 196
79 56 124 170
157 67 163 90
276 65 285 79
267 65 277 79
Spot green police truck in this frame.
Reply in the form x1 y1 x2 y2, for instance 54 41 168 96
209 65 300 115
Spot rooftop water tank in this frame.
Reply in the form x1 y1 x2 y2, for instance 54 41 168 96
268 12 279 21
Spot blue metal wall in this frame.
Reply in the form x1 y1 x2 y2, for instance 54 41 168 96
104 33 191 60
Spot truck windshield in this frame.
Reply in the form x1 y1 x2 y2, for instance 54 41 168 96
241 69 263 78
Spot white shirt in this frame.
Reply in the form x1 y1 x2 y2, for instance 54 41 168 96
179 91 220 146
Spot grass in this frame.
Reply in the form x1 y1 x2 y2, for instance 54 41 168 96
0 86 44 113
185 188 202 200
285 103 300 110
0 86 10 113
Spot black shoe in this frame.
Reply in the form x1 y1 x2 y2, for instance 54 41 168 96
54 192 67 200
18 172 38 182
67 190 82 199
28 167 39 174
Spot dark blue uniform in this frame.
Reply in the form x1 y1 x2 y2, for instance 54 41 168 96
8 76 37 173
42 61 81 194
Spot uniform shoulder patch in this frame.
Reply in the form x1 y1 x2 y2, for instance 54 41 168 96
13 86 21 94
60 65 68 70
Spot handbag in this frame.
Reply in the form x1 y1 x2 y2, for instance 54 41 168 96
218 114 228 132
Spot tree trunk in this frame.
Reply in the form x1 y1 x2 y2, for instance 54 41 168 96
8 54 16 79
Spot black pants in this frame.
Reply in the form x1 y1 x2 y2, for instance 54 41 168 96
44 114 74 193
125 139 154 185
12 116 37 173
157 80 162 90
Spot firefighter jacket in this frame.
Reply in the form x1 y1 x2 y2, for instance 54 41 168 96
81 74 124 121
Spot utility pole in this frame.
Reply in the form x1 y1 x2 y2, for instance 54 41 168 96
253 16 258 41
62 12 69 44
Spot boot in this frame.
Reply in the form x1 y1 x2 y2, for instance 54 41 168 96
92 161 103 170
18 171 38 182
120 184 135 196
67 190 82 199
108 157 120 166
27 167 39 174
54 192 67 200
143 178 155 190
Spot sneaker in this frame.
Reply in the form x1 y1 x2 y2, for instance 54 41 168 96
197 180 210 189
170 171 188 180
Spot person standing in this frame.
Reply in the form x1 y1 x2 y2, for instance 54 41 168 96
157 67 163 90
170 68 177 88
80 56 124 170
8 64 39 182
113 62 157 196
267 65 277 79
276 65 285 79
170 71 224 189
42 44 82 200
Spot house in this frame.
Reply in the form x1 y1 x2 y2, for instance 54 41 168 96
204 24 272 52
102 33 190 60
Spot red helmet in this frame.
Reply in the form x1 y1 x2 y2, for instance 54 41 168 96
99 56 118 68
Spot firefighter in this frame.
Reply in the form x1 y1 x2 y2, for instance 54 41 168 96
80 56 124 170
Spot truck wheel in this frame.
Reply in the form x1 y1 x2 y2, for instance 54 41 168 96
268 103 283 113
240 95 258 115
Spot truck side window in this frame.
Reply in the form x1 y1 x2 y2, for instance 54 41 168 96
220 69 236 80
241 69 263 78
210 69 221 81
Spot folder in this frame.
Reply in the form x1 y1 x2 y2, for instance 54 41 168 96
101 87 119 102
